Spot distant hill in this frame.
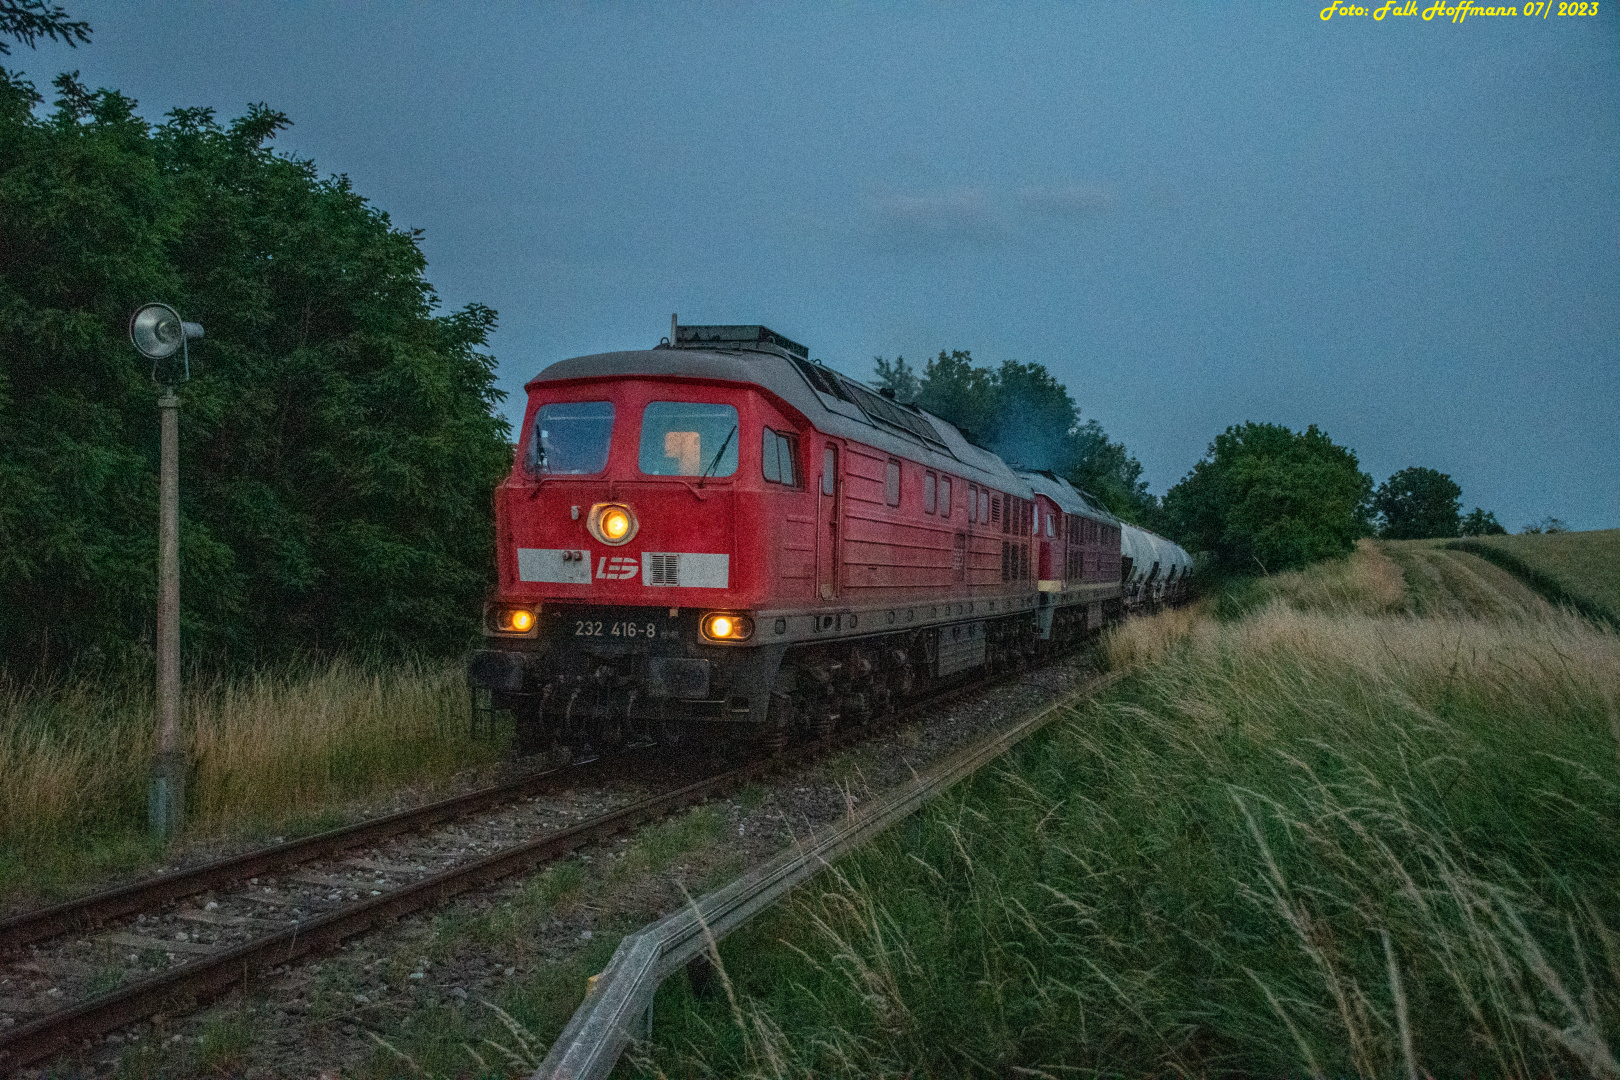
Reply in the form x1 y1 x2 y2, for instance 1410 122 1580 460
1451 529 1620 626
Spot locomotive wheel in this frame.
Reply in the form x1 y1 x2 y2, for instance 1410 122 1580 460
765 687 797 755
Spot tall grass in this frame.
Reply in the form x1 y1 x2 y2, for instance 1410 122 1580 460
642 563 1620 1076
0 658 501 897
1204 538 1409 624
1257 537 1409 616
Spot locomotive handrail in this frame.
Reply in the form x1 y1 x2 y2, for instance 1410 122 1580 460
533 670 1123 1080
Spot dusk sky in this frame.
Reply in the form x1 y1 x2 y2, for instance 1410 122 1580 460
19 2 1619 529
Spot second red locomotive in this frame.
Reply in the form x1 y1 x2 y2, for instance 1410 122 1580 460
467 323 1151 756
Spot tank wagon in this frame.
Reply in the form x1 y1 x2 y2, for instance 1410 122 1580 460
1121 522 1194 610
466 323 1182 756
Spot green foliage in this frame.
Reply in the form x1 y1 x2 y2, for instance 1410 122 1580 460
1164 421 1372 573
873 348 1161 526
870 354 919 403
1520 515 1569 535
1459 506 1507 536
193 1006 259 1075
0 71 511 672
0 0 89 55
910 348 998 439
1374 465 1461 539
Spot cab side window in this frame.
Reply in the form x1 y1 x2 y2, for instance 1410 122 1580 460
762 427 798 486
762 428 780 483
886 460 901 506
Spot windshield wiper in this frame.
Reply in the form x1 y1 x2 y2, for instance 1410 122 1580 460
697 425 736 488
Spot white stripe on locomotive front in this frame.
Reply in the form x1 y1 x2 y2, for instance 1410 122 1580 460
516 548 730 588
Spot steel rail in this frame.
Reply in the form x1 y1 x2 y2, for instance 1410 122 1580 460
0 652 1085 1072
0 757 761 1071
0 758 607 952
0 681 967 1073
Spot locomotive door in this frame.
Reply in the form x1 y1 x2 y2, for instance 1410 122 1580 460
816 443 840 599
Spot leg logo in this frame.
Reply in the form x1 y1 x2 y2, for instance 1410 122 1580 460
596 555 639 580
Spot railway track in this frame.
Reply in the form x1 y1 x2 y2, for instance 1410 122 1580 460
0 757 612 953
0 662 1039 1073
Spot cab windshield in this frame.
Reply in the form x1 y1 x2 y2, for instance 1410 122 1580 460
639 402 739 477
527 401 614 474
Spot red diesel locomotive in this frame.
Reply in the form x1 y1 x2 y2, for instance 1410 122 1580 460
466 323 1143 755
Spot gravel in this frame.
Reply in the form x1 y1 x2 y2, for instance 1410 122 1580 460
7 649 1103 1078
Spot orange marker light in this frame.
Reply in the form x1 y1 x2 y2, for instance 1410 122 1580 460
493 606 537 633
701 612 754 641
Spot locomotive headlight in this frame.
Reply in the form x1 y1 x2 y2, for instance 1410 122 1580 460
587 503 638 546
700 612 754 642
489 605 539 634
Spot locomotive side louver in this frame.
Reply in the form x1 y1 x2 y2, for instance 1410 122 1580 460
648 553 680 585
640 552 729 588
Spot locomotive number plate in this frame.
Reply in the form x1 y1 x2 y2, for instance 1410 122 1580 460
574 619 660 640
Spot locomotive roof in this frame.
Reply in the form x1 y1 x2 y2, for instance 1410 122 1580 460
531 348 1034 497
1016 469 1122 526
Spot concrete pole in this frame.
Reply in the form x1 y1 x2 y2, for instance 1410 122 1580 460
149 389 185 840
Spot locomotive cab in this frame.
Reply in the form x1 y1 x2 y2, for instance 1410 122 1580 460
469 331 818 754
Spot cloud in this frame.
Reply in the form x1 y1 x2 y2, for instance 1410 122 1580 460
865 179 1163 255
871 187 1001 248
1017 184 1120 218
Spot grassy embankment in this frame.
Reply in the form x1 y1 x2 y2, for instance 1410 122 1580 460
0 659 504 900
1450 528 1620 628
636 541 1620 1077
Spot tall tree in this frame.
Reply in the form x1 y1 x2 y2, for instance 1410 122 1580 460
871 355 919 404
0 0 89 54
0 71 511 673
911 349 998 445
1165 422 1372 573
1374 467 1462 539
875 349 1160 525
1459 507 1507 537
